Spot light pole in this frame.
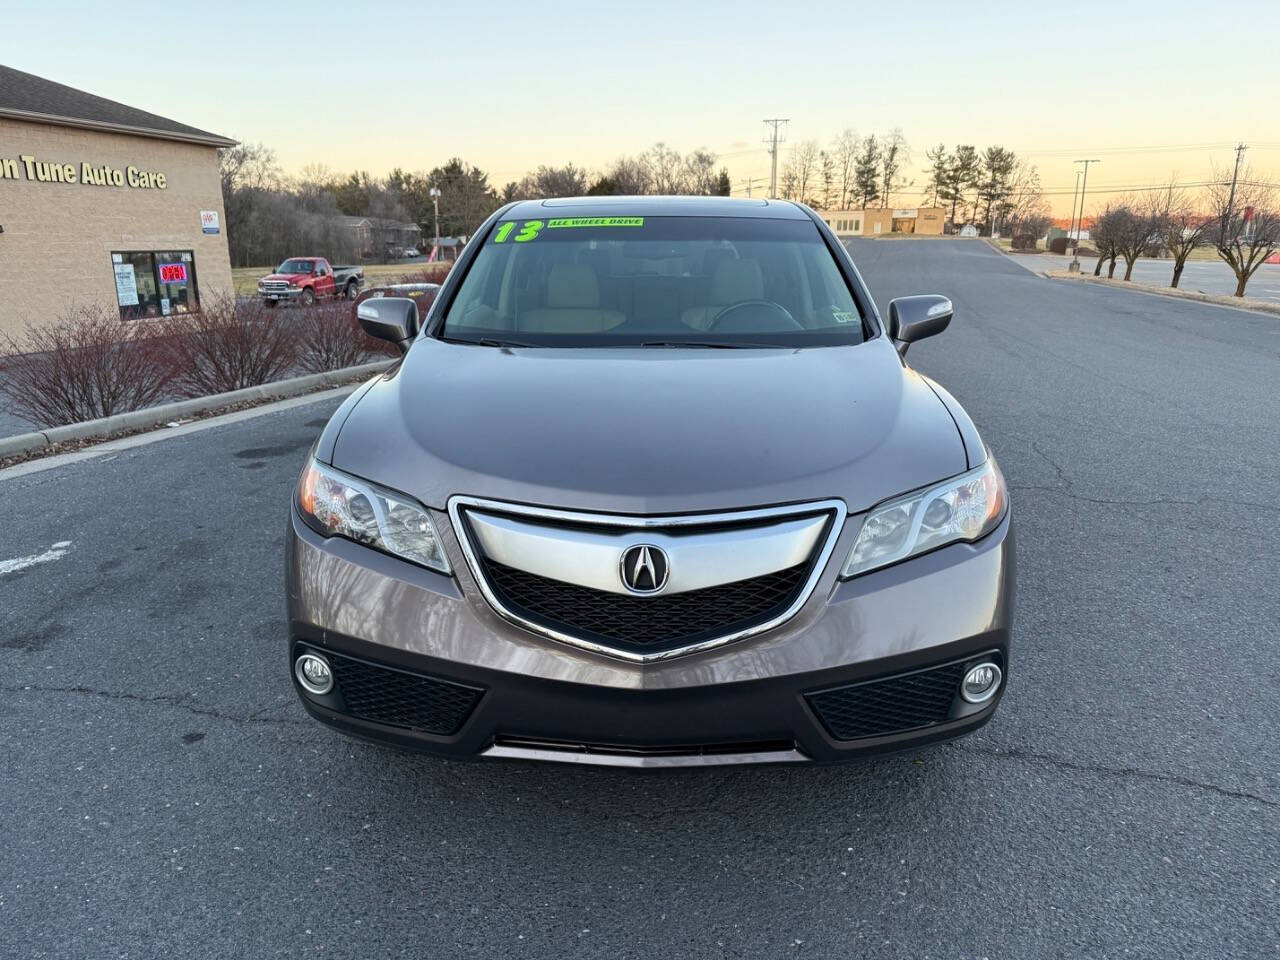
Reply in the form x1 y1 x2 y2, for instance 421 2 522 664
1070 159 1099 272
1066 170 1082 257
428 186 441 262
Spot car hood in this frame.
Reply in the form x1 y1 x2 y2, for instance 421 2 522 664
261 272 309 283
329 337 968 515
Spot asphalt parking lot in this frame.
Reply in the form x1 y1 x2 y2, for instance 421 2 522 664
2 238 1276 959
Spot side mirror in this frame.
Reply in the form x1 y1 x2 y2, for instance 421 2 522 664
357 296 419 352
887 295 953 357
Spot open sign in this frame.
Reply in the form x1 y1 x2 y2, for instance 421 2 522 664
159 263 188 284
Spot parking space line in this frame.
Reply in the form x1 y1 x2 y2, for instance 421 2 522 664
0 540 72 576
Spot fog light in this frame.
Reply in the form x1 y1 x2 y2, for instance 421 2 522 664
295 652 334 695
961 661 1002 704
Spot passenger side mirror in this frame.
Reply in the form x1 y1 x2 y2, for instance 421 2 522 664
357 297 419 352
887 295 953 357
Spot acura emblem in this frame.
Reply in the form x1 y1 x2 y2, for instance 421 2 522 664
620 544 669 594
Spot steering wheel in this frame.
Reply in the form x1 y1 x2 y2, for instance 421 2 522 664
707 299 802 333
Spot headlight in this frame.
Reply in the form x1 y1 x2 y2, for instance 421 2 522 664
297 459 450 573
842 458 1007 578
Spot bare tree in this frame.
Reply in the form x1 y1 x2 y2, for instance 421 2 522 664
589 155 653 196
511 164 590 199
832 129 859 209
1001 160 1050 249
1206 165 1280 297
1090 205 1124 278
647 143 684 195
782 139 821 206
878 129 910 208
1112 204 1155 281
682 149 720 195
1147 183 1211 288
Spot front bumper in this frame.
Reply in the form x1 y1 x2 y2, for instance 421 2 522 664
260 288 302 301
286 505 1014 766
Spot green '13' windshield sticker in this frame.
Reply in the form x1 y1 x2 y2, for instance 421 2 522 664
492 217 645 243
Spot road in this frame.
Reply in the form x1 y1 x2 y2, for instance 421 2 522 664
3 239 1277 958
1009 248 1280 302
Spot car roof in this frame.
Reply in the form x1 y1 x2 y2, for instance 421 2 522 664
501 196 811 220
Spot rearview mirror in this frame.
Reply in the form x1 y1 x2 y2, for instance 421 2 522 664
357 296 419 351
887 295 953 356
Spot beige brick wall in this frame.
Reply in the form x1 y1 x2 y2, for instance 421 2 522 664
0 117 232 341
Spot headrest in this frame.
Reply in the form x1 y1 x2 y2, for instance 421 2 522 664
546 264 600 308
711 259 764 304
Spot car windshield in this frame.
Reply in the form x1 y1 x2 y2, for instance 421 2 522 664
440 216 866 347
278 259 315 274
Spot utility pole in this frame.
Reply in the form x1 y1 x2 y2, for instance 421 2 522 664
741 176 763 198
762 119 789 199
1070 159 1100 271
1223 142 1247 245
1066 170 1082 255
429 186 441 263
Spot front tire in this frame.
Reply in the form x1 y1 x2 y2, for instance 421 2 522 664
263 299 278 309
301 288 316 307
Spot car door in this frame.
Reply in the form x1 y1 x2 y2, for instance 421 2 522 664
313 260 334 298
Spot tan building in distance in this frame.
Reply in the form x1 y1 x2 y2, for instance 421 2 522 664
0 65 235 340
821 206 946 238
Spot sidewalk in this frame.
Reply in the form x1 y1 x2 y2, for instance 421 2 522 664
1006 251 1280 303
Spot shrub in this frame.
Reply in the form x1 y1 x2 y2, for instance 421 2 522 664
397 262 452 285
296 300 396 371
0 304 174 427
157 293 299 396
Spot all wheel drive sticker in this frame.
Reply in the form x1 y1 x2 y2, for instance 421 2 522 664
0 152 167 189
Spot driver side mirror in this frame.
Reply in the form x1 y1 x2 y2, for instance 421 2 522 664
357 297 419 352
887 295 953 357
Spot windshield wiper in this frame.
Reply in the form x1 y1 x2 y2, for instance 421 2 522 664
638 339 776 349
450 336 542 348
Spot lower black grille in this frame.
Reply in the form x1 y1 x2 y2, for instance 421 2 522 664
481 559 810 656
806 661 967 741
327 652 482 736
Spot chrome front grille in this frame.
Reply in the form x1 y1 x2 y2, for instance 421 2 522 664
449 497 846 662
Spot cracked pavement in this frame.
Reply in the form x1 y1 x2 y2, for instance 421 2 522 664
1 239 1276 958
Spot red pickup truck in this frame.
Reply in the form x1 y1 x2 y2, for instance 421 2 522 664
258 257 365 307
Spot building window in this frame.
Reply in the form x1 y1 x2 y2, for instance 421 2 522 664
112 251 199 319
854 220 861 232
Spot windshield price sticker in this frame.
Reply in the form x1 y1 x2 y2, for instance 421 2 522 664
493 217 645 243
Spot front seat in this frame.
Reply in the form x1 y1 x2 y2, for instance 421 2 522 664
519 264 624 334
681 259 764 331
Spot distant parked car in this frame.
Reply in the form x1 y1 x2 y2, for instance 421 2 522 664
258 257 364 307
402 248 421 259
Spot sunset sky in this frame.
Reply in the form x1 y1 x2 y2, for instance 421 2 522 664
6 0 1278 215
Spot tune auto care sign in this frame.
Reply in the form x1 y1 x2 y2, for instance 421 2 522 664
0 153 168 189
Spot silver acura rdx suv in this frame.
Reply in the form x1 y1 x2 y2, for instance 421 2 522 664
286 196 1013 767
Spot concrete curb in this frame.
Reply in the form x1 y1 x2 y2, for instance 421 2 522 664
1043 270 1280 318
0 360 392 459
